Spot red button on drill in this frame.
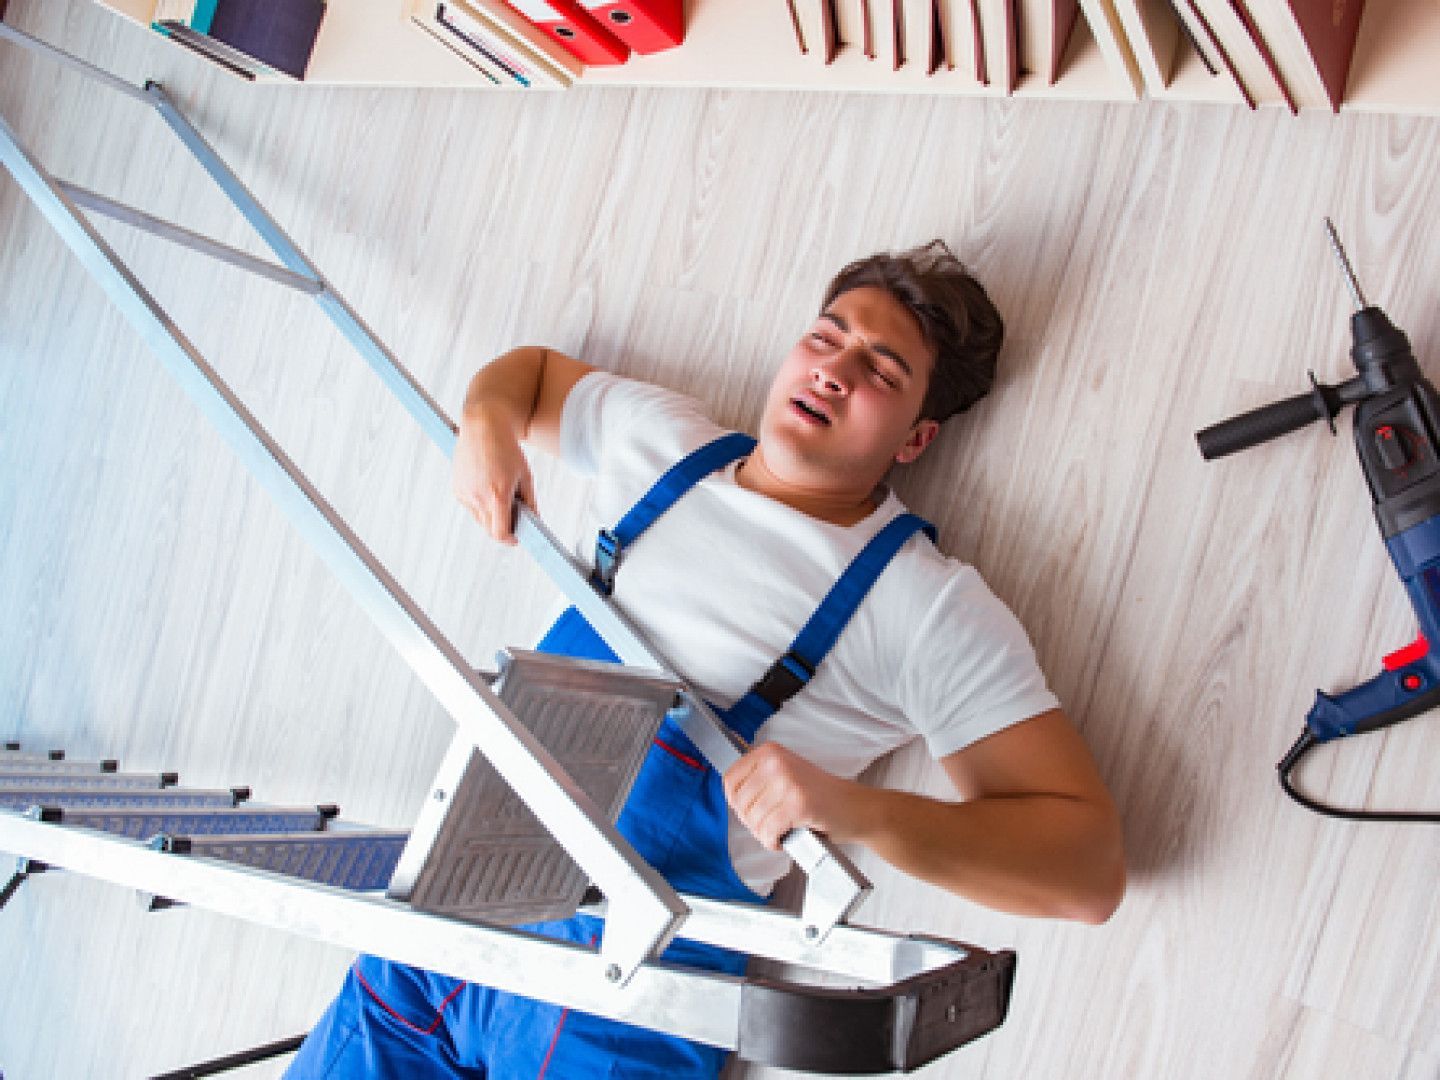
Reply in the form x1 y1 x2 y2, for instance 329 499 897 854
1403 673 1423 691
1375 425 1411 470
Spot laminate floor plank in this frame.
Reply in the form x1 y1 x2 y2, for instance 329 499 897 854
2 1 1439 1076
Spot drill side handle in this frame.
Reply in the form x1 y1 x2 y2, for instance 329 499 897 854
1197 377 1360 460
1305 655 1440 742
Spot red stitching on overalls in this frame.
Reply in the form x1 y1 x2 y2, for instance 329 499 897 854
535 1006 572 1079
537 932 600 1079
353 962 466 1036
653 737 704 770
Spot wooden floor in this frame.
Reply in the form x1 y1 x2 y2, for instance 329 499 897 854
3 2 1440 1076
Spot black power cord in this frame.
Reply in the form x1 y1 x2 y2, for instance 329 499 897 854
1277 731 1440 823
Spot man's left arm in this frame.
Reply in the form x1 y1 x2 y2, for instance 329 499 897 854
722 708 1126 924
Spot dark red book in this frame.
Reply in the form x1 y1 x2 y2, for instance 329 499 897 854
1286 0 1366 110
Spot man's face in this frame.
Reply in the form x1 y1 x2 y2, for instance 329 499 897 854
757 286 939 497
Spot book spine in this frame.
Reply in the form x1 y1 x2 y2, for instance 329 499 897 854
410 14 505 83
189 0 221 34
156 20 289 80
439 5 530 84
436 1 556 86
150 0 197 29
155 21 258 79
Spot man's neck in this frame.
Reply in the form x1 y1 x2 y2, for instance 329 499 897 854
734 452 883 526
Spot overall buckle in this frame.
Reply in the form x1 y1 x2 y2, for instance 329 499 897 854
751 651 816 710
591 529 622 596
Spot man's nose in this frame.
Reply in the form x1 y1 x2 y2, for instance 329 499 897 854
812 351 855 393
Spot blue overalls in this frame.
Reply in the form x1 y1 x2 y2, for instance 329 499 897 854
286 433 935 1079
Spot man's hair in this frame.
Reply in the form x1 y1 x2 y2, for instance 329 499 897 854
822 240 1003 424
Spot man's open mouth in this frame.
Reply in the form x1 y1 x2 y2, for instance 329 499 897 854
791 397 831 425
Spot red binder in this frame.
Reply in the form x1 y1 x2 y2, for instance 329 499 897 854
503 0 630 64
577 0 683 54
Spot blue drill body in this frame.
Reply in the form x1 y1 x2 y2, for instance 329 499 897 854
1308 517 1440 742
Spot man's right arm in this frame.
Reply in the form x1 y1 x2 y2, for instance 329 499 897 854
452 346 595 544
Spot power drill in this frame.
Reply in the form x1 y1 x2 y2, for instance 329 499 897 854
1196 220 1440 822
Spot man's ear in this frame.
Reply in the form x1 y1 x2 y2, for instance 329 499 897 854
895 419 940 465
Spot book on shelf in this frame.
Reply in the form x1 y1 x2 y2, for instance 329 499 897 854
916 0 1010 87
782 0 1146 94
1017 0 1080 84
1112 0 1183 90
1171 0 1296 107
411 0 580 87
155 20 281 80
899 0 951 79
151 0 326 81
789 0 841 63
1165 0 1248 94
1074 0 1144 95
985 0 1018 89
1242 0 1367 111
831 0 875 61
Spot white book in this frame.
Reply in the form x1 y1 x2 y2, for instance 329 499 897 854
1185 0 1293 107
1074 0 1144 96
1112 0 1183 90
422 0 567 88
793 0 840 63
832 0 876 59
151 0 198 25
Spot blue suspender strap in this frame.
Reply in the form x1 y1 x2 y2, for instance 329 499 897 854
590 431 756 596
726 512 938 742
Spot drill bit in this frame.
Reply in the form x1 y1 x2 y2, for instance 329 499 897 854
1324 217 1369 312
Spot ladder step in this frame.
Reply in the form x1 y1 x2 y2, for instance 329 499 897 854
395 650 679 925
41 804 338 840
1 747 67 762
163 831 409 891
0 770 174 790
0 758 120 775
0 786 249 812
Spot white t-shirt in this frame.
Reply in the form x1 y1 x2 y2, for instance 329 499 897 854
557 372 1059 894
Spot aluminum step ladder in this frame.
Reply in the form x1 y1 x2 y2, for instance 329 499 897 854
2 648 681 923
0 20 1017 1073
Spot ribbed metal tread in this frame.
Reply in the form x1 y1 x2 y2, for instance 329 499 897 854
0 786 248 812
0 756 119 774
164 830 409 891
394 650 680 925
40 804 337 840
0 770 174 790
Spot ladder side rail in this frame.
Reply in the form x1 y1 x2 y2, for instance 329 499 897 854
0 809 1014 1073
0 809 742 1052
0 111 684 984
586 893 974 986
0 23 153 105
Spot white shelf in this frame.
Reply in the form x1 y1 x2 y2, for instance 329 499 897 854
583 0 1134 100
84 0 1440 113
